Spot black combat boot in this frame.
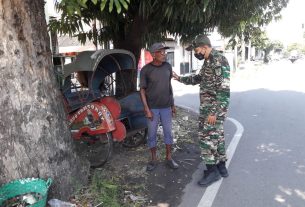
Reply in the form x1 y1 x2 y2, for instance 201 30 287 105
217 161 229 177
198 164 221 187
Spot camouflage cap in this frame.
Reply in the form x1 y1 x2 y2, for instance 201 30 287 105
149 42 170 53
185 34 211 51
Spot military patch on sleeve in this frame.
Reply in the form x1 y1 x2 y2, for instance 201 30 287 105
213 57 222 76
214 66 222 76
221 66 230 78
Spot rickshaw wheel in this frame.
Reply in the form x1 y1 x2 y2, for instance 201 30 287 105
122 128 148 148
75 132 113 168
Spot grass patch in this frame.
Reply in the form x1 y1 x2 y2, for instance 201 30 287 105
73 171 121 207
89 172 121 207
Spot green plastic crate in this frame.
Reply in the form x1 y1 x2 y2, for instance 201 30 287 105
0 178 52 207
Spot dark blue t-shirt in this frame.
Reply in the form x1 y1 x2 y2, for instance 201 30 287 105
139 62 174 109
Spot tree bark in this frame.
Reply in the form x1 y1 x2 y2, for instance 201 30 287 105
247 40 252 61
0 0 89 199
241 32 246 62
114 39 142 67
113 15 145 67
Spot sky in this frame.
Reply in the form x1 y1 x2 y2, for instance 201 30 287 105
266 0 305 46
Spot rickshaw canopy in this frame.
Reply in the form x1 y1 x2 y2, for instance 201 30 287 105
63 49 136 78
61 49 138 111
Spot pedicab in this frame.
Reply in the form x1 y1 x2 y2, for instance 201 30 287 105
57 49 148 168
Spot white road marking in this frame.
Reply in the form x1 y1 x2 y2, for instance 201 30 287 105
197 117 244 207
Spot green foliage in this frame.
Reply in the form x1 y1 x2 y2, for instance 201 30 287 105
218 0 288 38
49 0 289 61
272 41 284 52
225 0 288 53
250 31 285 62
57 0 129 15
251 31 283 53
72 171 124 206
287 43 305 54
90 172 121 207
251 31 269 49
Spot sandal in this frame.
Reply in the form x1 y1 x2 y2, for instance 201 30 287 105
166 159 179 169
146 161 158 171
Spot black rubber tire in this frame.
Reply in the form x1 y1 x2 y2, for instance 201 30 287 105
122 128 148 148
75 132 113 168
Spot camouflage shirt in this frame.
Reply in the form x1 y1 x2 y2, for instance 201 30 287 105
180 49 230 117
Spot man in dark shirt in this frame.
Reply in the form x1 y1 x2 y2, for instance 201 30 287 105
140 42 179 171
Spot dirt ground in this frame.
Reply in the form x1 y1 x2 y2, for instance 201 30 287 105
86 107 202 207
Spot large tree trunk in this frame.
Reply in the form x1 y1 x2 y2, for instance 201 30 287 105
0 0 89 199
114 39 142 67
113 15 145 67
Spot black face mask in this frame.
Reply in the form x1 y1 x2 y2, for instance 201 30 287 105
194 53 204 60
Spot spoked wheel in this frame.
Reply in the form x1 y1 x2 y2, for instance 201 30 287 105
122 128 148 148
75 132 113 168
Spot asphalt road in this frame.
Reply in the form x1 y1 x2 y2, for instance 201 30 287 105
173 59 305 207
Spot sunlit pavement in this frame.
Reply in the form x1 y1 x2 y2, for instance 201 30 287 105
173 59 305 110
173 59 305 207
231 59 305 93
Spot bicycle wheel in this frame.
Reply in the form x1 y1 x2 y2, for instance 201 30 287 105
122 128 147 148
75 132 113 168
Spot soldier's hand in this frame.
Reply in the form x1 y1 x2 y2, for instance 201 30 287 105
207 115 217 125
172 71 180 81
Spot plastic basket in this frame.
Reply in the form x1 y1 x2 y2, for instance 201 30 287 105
0 178 52 207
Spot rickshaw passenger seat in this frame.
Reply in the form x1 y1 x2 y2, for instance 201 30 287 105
119 92 144 119
61 73 103 112
63 89 102 112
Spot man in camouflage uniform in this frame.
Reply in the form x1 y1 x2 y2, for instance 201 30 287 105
172 35 230 187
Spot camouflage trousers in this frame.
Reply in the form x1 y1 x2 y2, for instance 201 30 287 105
198 116 227 165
